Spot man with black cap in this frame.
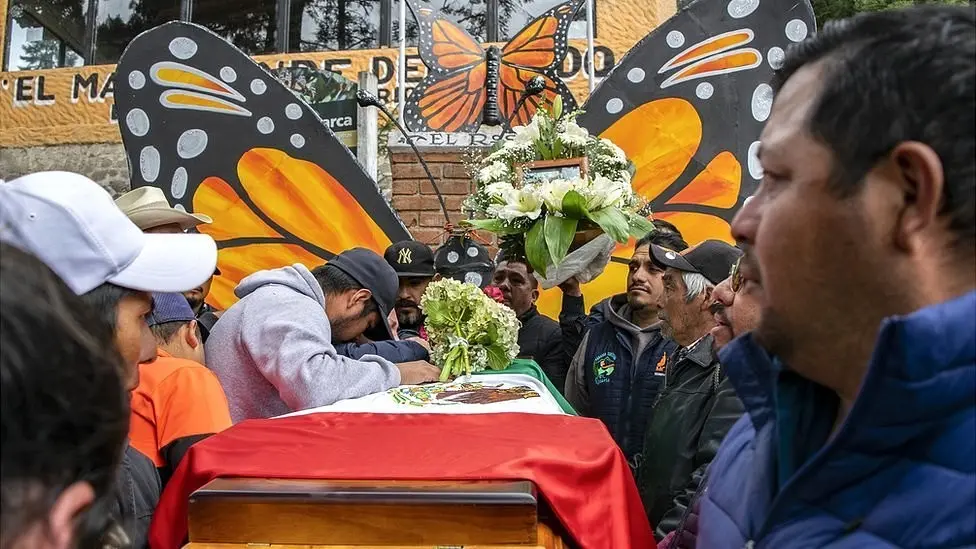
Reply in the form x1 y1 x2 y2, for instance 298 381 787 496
384 240 439 339
205 248 441 422
637 240 744 540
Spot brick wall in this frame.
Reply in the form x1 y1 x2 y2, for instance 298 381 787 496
389 145 496 250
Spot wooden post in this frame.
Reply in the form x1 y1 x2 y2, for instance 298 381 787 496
357 71 379 181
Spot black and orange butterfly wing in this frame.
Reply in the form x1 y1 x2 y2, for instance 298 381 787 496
114 22 411 309
579 0 816 237
535 0 815 318
403 0 488 133
498 0 582 126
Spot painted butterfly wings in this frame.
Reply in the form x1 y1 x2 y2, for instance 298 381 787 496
404 0 582 133
535 0 816 318
114 22 410 309
579 0 815 243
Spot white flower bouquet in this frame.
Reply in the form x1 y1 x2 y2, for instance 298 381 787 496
464 98 654 277
420 278 521 381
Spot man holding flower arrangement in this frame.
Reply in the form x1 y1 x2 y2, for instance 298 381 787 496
560 226 689 471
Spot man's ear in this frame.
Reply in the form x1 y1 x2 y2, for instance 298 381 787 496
888 141 945 252
531 287 540 303
351 288 373 308
46 481 95 549
700 286 715 311
185 319 201 350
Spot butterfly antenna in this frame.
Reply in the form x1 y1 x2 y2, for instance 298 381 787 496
356 90 452 225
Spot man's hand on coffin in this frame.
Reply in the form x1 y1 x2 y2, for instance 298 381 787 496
396 360 441 385
406 337 430 351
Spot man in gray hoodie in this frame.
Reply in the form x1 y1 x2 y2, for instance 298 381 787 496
207 248 440 422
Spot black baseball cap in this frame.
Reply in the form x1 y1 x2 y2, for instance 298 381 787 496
384 240 436 277
650 240 743 285
328 247 399 339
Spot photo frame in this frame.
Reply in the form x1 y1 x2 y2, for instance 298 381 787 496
515 157 589 186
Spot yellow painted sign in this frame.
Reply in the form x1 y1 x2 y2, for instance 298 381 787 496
0 0 678 149
0 42 619 148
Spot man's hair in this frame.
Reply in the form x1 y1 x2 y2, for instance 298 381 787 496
80 282 142 333
494 254 539 289
682 272 715 303
636 221 690 252
311 264 379 317
774 5 975 253
151 320 202 345
1 243 128 547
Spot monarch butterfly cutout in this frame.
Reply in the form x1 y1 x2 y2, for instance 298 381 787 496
114 22 411 310
534 0 816 318
404 0 582 133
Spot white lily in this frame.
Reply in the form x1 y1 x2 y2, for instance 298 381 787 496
541 177 583 213
493 186 543 221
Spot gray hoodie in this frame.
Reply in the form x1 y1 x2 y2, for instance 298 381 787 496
206 264 401 422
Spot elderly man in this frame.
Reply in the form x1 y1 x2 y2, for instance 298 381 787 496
698 6 976 547
637 241 742 539
656 265 763 549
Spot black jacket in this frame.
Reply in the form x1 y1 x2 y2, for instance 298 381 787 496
564 294 677 467
515 306 566 393
636 334 744 540
334 339 429 363
112 445 162 549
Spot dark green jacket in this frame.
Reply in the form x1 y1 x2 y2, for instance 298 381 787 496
637 334 744 541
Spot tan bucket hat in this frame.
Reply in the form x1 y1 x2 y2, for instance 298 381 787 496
115 187 212 231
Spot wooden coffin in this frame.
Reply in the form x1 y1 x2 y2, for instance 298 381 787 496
185 478 571 548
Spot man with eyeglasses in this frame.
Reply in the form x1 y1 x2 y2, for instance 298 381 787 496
635 241 743 541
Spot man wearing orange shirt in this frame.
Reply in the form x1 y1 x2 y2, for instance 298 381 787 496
129 293 232 484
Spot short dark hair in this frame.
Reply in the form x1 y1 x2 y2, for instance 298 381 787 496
636 221 689 252
1 243 128 546
494 257 539 289
774 5 975 253
79 282 143 333
311 264 379 317
151 320 202 345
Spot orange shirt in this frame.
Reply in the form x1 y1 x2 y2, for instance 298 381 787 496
129 349 232 469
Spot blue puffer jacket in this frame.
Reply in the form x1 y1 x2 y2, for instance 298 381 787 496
699 291 976 548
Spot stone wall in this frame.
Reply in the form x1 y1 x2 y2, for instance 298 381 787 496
0 143 131 196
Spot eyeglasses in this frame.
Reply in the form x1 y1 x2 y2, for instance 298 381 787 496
730 258 742 293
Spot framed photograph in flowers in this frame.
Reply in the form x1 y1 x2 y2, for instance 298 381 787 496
516 157 589 186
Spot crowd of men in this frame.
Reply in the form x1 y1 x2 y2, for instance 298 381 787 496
1 5 974 549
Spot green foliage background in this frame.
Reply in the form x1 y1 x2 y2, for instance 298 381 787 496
812 0 970 24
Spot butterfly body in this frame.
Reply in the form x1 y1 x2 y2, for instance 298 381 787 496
483 45 503 126
404 0 582 133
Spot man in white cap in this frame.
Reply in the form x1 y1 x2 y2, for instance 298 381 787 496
115 186 212 234
0 171 218 549
116 185 222 338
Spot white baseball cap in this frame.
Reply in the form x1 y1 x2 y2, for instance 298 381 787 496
0 171 218 296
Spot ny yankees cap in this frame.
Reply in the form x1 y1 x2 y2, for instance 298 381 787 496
384 240 436 278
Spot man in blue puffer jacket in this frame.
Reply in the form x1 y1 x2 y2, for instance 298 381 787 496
698 6 976 548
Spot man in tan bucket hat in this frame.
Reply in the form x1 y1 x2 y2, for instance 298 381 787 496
115 186 212 233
